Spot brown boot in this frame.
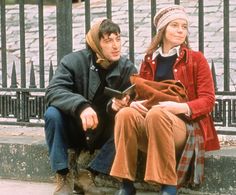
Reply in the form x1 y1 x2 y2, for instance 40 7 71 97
74 169 106 195
54 173 74 195
67 149 84 194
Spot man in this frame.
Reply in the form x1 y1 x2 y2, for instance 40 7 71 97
44 19 137 195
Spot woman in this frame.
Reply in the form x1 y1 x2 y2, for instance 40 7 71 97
110 5 220 195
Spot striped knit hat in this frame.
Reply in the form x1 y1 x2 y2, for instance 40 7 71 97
153 5 189 32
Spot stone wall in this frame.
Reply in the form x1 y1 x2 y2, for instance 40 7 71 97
1 0 236 90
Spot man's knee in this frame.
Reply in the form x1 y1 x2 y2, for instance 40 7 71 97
44 106 67 135
44 106 63 123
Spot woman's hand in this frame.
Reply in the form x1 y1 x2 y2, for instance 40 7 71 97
130 100 148 116
153 101 190 115
111 95 130 112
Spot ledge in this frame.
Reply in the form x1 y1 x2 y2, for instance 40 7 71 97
0 127 235 194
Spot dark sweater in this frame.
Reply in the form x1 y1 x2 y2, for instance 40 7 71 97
155 54 177 81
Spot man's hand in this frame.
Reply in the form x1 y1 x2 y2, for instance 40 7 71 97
153 101 189 115
80 107 98 131
111 95 130 111
130 100 148 116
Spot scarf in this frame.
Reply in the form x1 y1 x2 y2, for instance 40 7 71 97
177 122 205 188
85 19 111 69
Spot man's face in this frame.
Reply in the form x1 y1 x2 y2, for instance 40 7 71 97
99 33 121 62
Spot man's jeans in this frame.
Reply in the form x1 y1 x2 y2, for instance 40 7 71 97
44 106 115 174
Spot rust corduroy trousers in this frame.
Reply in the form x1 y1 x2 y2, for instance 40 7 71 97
110 106 187 186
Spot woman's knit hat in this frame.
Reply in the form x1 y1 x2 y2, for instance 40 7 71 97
153 5 189 32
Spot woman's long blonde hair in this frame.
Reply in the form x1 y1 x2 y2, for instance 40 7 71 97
145 25 190 55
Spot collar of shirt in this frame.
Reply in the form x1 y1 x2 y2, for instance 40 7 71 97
152 45 180 60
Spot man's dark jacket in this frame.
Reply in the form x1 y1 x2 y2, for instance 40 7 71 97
45 48 137 150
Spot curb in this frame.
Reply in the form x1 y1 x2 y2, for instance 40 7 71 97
0 129 235 194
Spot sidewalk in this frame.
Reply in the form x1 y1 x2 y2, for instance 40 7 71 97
0 179 54 195
0 179 159 195
1 178 228 195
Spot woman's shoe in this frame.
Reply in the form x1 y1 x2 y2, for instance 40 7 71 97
114 179 136 195
114 187 136 195
160 185 177 195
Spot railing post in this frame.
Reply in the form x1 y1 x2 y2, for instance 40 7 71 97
198 0 204 53
56 0 73 66
106 0 112 19
19 0 26 88
174 0 180 5
223 0 230 91
85 0 91 34
38 0 45 88
1 0 7 88
128 0 134 63
151 0 156 38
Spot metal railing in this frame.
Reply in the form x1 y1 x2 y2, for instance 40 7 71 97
0 0 235 133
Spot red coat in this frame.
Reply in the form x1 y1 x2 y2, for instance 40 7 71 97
139 45 220 151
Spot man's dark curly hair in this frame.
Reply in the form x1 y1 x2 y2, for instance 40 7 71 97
98 19 121 40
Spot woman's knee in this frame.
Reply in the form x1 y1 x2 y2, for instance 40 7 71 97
145 107 171 134
115 107 137 121
146 106 166 122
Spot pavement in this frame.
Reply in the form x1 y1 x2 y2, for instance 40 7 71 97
0 179 159 195
0 178 232 195
0 179 220 195
0 179 54 195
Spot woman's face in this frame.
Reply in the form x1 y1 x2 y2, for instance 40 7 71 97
163 19 188 49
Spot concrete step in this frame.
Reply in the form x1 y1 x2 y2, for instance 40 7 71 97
0 126 235 195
